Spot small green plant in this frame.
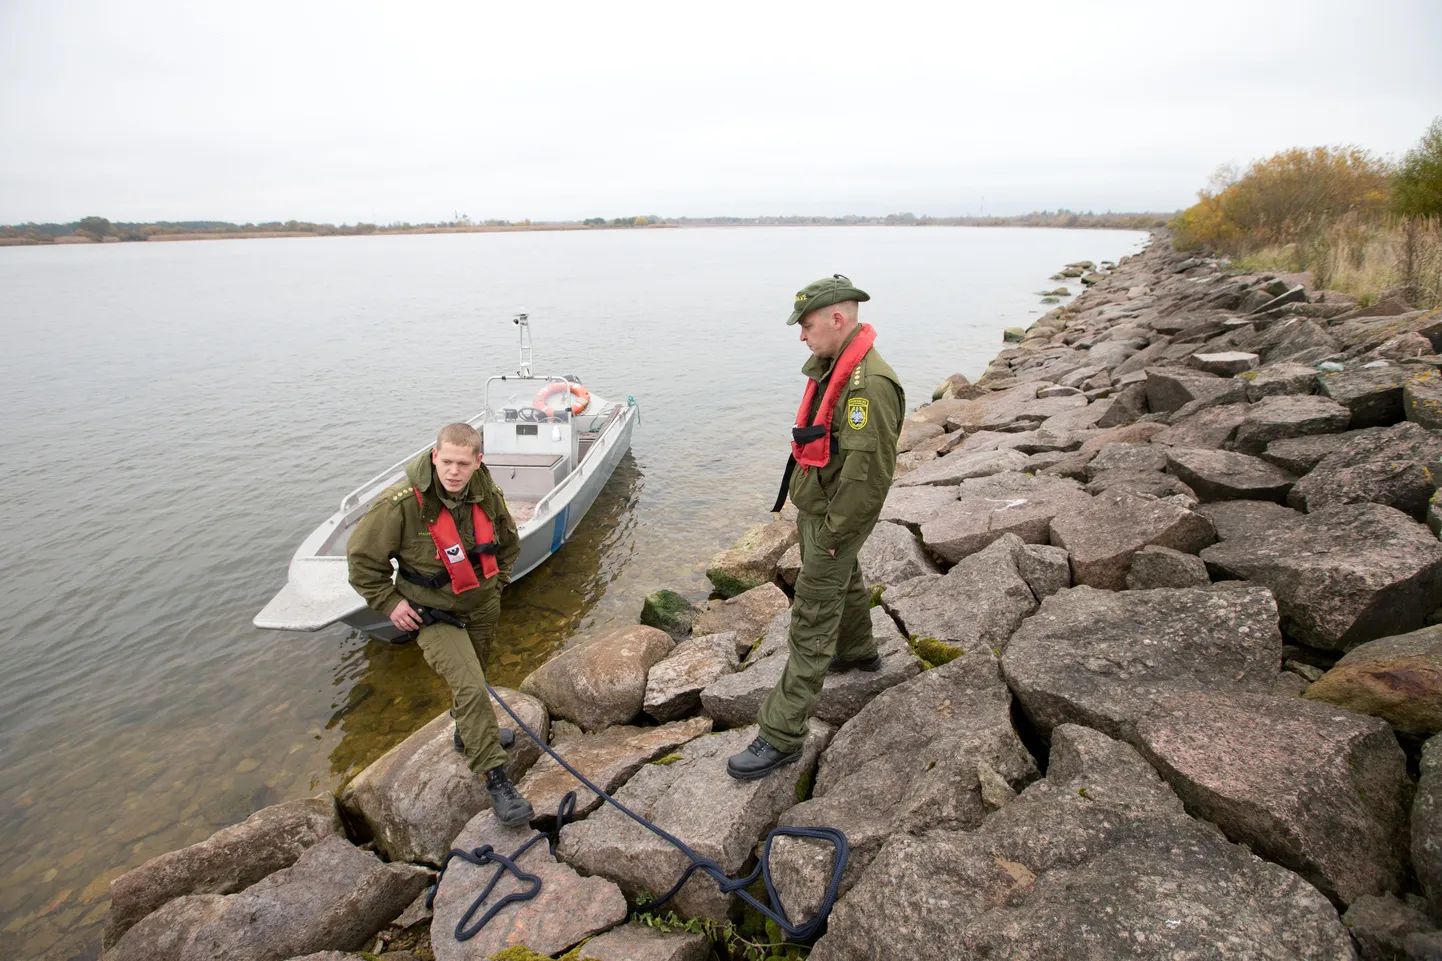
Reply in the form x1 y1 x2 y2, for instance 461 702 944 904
651 753 684 766
910 636 963 667
868 584 885 608
632 909 808 960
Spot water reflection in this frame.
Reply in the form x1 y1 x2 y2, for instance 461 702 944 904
322 454 643 782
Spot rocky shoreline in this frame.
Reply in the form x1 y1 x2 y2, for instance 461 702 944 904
97 237 1442 961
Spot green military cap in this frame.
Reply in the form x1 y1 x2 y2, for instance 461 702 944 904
786 273 871 325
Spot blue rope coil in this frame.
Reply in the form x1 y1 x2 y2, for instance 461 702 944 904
426 684 849 945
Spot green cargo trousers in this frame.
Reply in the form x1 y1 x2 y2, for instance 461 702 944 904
414 590 507 775
757 511 878 753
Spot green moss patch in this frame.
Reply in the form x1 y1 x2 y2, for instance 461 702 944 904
910 636 963 667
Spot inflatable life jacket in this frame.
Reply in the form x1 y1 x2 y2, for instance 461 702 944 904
770 324 876 512
413 489 498 592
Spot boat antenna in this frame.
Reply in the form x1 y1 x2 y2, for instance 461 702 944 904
513 312 532 376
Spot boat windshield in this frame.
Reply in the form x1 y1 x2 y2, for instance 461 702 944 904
483 376 577 424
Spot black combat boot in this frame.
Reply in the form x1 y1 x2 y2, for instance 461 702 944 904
485 766 534 826
828 653 883 674
726 735 802 781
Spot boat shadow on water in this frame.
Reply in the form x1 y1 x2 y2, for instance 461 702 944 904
321 453 644 781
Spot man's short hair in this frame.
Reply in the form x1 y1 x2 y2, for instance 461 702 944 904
437 422 481 454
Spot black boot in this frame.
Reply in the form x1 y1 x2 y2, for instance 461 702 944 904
726 735 802 781
828 652 882 674
485 766 534 826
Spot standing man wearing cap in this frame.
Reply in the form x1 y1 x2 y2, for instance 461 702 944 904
727 275 905 780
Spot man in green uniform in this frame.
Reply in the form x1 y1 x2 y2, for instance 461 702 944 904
347 422 535 825
728 275 905 780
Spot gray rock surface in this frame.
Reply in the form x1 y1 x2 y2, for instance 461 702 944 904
1195 498 1306 541
878 484 956 530
340 692 548 866
431 812 627 961
1165 446 1297 502
1303 624 1442 736
1200 503 1442 650
557 721 833 920
1018 543 1070 598
1287 422 1442 520
1136 691 1409 905
1406 370 1442 430
1084 441 1168 478
705 519 798 597
699 608 919 729
891 447 1029 487
810 724 1356 961
1126 544 1211 589
1262 430 1368 474
770 652 1037 919
640 589 699 641
579 922 711 961
1319 365 1424 428
1416 734 1442 921
1146 366 1245 415
519 624 672 732
102 894 228 961
1231 394 1352 454
1343 893 1437 961
1189 350 1260 375
1050 489 1215 589
1241 361 1318 401
518 717 713 820
856 520 938 589
1151 402 1250 450
693 582 790 658
105 795 343 947
885 534 1039 654
918 471 1092 563
644 633 740 722
1002 585 1281 743
154 836 432 961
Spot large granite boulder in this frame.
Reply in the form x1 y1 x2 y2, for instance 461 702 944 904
556 721 833 920
943 385 1088 434
520 625 672 732
580 922 711 961
643 633 740 721
1304 624 1442 736
518 717 713 820
1263 430 1371 474
1164 446 1297 502
430 812 627 961
1145 366 1245 415
810 724 1356 961
104 836 432 961
705 519 799 597
1195 498 1305 541
1200 503 1442 650
1002 585 1281 743
1407 369 1442 431
1287 422 1442 520
340 691 548 866
1343 893 1438 961
1319 366 1424 428
891 447 1029 487
1241 361 1319 401
918 472 1092 563
1018 543 1070 598
857 519 938 588
879 484 956 530
769 652 1037 917
1049 489 1215 590
699 608 920 729
105 795 343 947
1231 394 1352 454
1083 441 1168 478
1416 734 1442 921
884 534 1038 654
692 582 790 657
1136 691 1409 905
1151 403 1250 449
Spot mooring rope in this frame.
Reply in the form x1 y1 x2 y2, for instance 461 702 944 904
426 684 849 944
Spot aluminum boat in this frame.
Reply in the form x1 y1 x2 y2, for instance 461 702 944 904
253 314 637 640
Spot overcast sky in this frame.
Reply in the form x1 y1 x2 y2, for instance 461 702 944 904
1 0 1438 225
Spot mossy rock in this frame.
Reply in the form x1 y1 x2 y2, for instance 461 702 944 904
640 588 699 640
910 636 964 666
1003 327 1026 344
704 568 767 599
1041 296 1060 304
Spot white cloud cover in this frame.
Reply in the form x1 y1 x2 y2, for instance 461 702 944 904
1 0 1438 223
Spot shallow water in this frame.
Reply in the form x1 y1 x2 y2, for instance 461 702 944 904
0 225 1146 958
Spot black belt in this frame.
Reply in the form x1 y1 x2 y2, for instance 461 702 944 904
397 543 497 589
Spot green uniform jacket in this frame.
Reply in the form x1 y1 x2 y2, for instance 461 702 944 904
788 326 905 552
347 449 521 617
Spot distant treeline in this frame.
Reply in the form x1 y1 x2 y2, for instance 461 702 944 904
0 210 1173 245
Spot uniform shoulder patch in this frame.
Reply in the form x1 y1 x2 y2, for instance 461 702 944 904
847 397 869 430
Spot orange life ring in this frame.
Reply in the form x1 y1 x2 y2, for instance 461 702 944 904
533 381 590 416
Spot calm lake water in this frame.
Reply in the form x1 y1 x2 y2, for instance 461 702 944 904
0 225 1146 958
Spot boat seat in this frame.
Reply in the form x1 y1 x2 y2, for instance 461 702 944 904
507 499 538 525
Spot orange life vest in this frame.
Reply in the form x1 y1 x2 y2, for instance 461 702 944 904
790 323 876 469
414 489 498 593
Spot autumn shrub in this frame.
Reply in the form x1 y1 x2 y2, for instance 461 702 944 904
1393 117 1442 218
